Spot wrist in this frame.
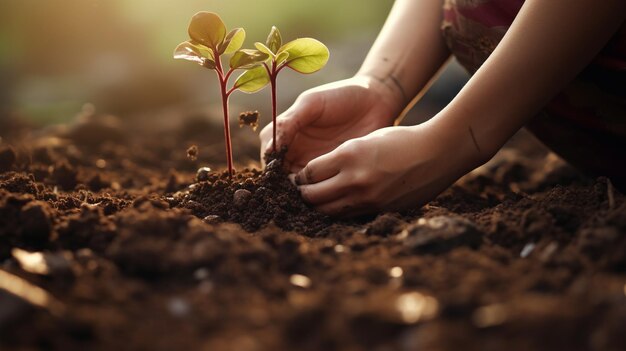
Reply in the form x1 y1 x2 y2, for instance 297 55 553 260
353 72 408 122
420 115 495 174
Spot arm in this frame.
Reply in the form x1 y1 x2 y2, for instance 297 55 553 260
295 0 626 216
357 0 451 117
434 0 626 162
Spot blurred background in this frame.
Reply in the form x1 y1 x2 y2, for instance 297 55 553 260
0 0 467 129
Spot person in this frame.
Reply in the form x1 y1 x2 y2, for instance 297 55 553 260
259 0 626 217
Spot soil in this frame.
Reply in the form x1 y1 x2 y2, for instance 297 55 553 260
0 109 625 351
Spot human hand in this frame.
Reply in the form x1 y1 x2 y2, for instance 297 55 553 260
293 122 485 217
259 75 405 172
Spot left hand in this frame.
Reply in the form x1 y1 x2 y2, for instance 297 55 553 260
293 122 484 217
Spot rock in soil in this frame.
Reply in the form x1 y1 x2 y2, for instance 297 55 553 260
402 215 483 254
233 188 252 208
195 167 212 182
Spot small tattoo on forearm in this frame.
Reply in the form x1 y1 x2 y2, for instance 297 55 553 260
388 75 408 103
468 126 481 152
371 74 409 104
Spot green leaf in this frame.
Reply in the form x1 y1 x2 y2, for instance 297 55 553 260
275 51 289 65
188 12 226 49
266 26 282 53
188 40 214 60
174 41 215 68
254 42 275 59
219 28 245 55
279 38 329 74
229 49 269 69
234 65 270 93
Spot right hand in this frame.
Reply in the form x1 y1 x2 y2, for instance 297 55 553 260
259 75 406 172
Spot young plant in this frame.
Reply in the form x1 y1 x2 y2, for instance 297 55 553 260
245 26 329 153
174 12 270 178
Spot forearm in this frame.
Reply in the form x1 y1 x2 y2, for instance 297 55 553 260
432 0 626 163
356 0 451 113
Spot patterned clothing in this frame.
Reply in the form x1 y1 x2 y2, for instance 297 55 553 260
441 0 626 186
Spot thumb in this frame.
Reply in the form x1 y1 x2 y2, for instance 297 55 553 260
263 93 323 155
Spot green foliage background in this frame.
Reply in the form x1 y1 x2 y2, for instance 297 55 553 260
0 0 393 124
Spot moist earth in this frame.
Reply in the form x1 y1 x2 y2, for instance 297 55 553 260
0 110 625 351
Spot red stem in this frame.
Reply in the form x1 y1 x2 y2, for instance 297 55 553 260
214 49 234 178
269 61 278 152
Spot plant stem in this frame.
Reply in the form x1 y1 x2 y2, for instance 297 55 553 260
214 50 234 178
220 81 234 178
270 61 278 152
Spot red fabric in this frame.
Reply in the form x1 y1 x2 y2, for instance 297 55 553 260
441 0 626 183
441 0 626 137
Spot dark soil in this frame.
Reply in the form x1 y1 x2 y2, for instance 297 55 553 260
0 110 625 351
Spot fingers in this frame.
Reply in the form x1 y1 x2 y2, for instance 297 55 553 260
294 153 378 217
294 152 340 186
298 174 347 205
296 169 370 217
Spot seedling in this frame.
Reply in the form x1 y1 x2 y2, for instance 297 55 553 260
252 26 329 153
174 12 270 178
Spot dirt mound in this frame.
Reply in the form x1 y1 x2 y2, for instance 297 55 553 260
0 115 625 351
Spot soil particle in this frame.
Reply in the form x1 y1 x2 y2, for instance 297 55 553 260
239 110 260 131
56 204 117 252
0 146 17 172
51 160 77 190
366 213 404 236
65 107 128 148
402 215 483 254
86 173 109 191
186 145 198 161
19 201 53 245
1 173 38 195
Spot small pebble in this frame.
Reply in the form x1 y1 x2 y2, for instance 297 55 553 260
167 297 190 318
520 243 536 258
265 159 279 171
193 268 210 280
95 159 106 169
196 167 212 182
203 215 221 224
403 216 482 254
389 266 403 278
289 274 312 289
233 189 252 208
334 244 347 253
